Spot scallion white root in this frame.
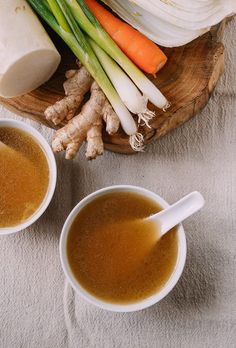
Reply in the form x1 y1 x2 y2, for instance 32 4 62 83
137 100 155 128
133 74 170 111
129 133 145 152
89 38 155 127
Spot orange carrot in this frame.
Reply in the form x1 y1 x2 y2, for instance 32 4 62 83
85 0 167 75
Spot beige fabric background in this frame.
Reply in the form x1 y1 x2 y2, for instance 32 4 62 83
0 20 236 348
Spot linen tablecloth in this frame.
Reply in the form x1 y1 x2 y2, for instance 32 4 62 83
0 19 236 348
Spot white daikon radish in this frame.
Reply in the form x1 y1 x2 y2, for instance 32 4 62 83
0 0 61 98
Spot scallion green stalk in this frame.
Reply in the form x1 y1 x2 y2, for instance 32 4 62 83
27 0 138 137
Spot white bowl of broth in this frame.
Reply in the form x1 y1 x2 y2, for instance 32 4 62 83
0 119 57 235
60 185 187 312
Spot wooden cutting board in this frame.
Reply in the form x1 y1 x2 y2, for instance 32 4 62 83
0 22 225 154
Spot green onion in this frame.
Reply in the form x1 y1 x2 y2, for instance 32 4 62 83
27 0 138 138
47 0 71 31
66 0 169 110
89 38 155 127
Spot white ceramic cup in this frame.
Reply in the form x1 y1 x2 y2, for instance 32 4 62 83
60 185 187 312
0 118 57 235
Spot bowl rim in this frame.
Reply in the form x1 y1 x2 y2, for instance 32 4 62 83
0 118 57 235
59 185 187 312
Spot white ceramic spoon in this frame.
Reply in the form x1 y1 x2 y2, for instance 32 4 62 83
147 191 205 239
0 140 20 154
0 140 19 152
0 140 33 165
0 140 8 149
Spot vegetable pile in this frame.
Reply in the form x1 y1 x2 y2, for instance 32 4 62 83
27 0 169 158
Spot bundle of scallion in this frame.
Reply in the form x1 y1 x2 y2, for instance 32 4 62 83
27 0 169 150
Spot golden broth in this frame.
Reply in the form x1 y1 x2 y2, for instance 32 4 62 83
0 127 49 227
67 192 178 304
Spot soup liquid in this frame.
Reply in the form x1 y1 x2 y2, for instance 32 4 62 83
67 192 178 304
0 127 49 227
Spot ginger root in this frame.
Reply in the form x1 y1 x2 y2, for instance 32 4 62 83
52 81 119 160
45 65 120 160
45 66 93 125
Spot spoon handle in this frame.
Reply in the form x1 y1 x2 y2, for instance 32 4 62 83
153 191 205 236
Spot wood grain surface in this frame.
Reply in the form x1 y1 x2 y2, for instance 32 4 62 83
0 23 225 154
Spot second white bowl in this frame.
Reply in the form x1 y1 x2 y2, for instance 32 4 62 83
60 185 187 312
